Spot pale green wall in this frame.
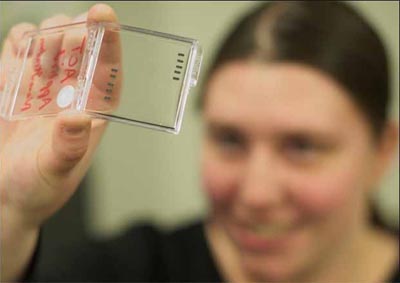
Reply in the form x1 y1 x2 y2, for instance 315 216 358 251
1 1 398 236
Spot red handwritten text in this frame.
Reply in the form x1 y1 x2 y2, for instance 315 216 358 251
21 38 46 112
21 36 87 112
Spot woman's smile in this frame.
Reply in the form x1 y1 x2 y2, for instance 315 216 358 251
228 219 304 253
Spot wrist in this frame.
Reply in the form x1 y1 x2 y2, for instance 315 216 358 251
1 204 40 243
1 211 39 281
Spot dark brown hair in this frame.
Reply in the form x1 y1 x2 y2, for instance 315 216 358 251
201 1 391 137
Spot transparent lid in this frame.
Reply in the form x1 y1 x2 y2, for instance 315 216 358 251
0 21 203 134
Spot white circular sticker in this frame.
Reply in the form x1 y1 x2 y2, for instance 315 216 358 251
57 85 75 108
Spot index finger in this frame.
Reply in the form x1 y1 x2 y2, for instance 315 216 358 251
86 4 122 112
88 3 121 64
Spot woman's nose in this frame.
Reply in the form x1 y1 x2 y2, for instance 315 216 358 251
238 145 285 211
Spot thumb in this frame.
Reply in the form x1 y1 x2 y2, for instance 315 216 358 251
39 110 91 178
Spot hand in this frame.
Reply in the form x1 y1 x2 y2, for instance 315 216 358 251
0 4 122 280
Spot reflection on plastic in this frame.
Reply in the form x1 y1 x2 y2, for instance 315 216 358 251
0 21 203 134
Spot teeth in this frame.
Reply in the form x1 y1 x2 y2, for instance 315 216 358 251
251 224 291 237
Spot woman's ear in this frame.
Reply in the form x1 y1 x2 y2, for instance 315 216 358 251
372 120 399 185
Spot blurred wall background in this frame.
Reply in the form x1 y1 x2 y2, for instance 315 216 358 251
1 1 398 238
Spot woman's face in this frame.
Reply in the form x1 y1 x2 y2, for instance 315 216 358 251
201 61 387 281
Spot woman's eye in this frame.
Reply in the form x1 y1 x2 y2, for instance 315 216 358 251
289 139 316 152
216 132 243 148
208 127 246 154
282 136 325 162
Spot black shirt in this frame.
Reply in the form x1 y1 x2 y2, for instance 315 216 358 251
25 220 399 282
26 221 222 282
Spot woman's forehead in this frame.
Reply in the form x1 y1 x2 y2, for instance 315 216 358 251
204 62 368 136
207 61 346 98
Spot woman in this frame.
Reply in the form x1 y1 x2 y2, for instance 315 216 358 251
1 2 398 282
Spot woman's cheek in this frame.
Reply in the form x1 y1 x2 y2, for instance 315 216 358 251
290 169 362 216
201 157 238 205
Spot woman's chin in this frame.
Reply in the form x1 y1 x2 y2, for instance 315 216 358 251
230 225 313 282
240 251 312 283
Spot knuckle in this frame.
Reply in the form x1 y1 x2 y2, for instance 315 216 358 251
40 14 70 29
59 144 87 163
8 23 36 40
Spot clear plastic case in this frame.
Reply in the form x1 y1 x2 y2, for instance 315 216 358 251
0 21 203 134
